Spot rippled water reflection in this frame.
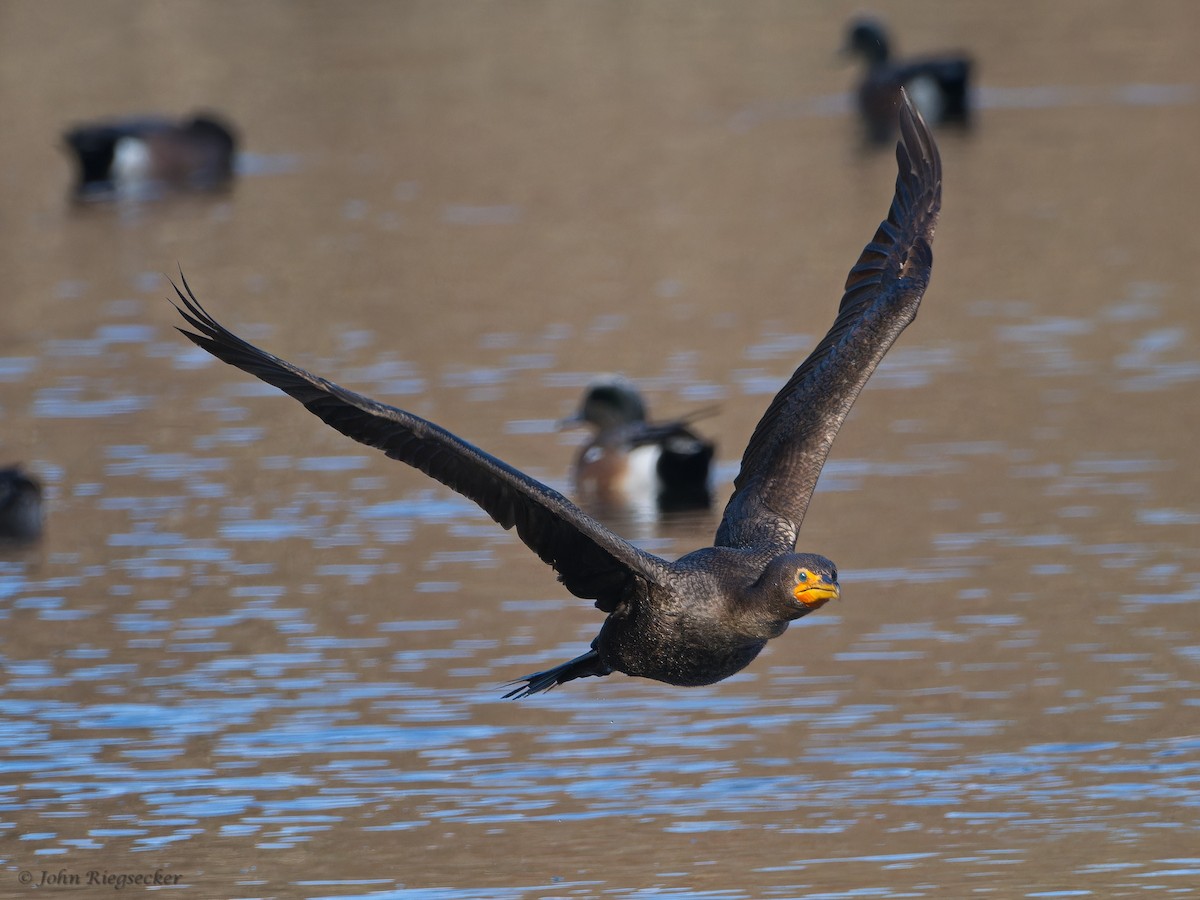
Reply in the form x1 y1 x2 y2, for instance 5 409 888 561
3 2 1200 898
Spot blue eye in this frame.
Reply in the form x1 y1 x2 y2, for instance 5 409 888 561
797 570 808 582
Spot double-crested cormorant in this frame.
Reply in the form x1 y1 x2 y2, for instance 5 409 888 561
563 374 715 512
844 18 972 146
172 92 941 698
63 112 237 201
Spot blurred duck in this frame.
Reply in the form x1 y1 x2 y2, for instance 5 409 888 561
0 465 43 542
563 375 715 513
843 17 972 145
63 112 237 201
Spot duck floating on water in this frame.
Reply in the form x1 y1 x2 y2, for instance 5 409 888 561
564 375 714 514
63 112 237 201
0 465 43 543
172 91 941 698
843 17 972 146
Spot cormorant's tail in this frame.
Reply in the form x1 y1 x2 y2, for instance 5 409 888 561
503 649 610 699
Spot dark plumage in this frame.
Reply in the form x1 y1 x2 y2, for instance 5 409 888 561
844 18 972 146
171 92 941 698
0 465 43 543
564 374 715 513
63 112 237 201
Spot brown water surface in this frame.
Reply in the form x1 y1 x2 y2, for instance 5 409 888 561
2 2 1199 897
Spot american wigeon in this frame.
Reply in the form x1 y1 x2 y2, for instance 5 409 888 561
844 17 972 145
63 112 237 201
563 375 715 513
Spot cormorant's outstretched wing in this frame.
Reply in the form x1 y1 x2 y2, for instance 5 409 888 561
716 90 942 554
171 276 670 610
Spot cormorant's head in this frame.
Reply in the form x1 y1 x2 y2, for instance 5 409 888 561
789 554 840 611
754 553 839 623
